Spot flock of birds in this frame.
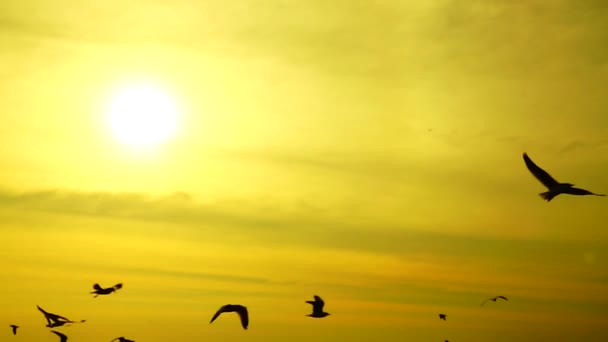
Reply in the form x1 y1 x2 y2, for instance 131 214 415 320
6 153 605 341
7 284 132 341
7 284 329 340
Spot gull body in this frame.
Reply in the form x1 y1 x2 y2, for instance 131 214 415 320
481 295 508 306
9 325 18 335
37 306 85 327
306 295 330 318
523 153 605 201
92 283 123 297
210 304 249 330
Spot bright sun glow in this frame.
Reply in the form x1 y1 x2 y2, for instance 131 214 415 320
105 83 179 148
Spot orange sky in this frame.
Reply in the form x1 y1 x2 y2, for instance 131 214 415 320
1 1 608 341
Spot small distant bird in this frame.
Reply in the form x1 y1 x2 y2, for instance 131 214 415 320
210 304 249 329
91 283 123 297
481 296 508 306
306 295 330 318
439 314 446 320
37 306 86 328
110 337 135 342
9 325 18 335
523 153 605 201
51 330 68 342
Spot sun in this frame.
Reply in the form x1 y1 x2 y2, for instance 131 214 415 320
105 82 180 149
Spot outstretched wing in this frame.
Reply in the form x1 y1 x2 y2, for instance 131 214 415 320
51 330 68 342
523 153 559 189
38 306 70 321
236 306 249 329
313 296 325 311
496 296 508 301
567 187 606 196
210 305 229 324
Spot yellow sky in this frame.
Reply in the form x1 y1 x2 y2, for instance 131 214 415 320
2 1 608 341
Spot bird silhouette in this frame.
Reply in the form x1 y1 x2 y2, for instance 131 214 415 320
37 306 86 328
91 283 123 297
439 314 446 320
481 295 508 306
523 153 605 201
210 304 249 329
110 337 135 342
51 330 68 342
9 325 18 335
306 295 330 318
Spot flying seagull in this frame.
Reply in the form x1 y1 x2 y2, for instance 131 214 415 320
523 153 605 201
210 304 249 330
306 295 330 318
37 306 86 328
9 325 18 335
51 330 68 342
439 314 446 320
110 337 135 342
481 296 508 306
91 283 123 297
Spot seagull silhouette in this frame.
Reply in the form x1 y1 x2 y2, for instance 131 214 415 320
439 314 446 320
210 304 249 329
37 306 86 328
9 325 18 335
91 283 123 297
51 330 68 342
523 153 605 201
481 296 508 306
306 295 330 318
110 337 135 342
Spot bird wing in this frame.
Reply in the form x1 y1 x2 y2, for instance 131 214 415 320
51 330 68 341
480 298 491 306
314 296 325 311
210 305 229 323
523 153 559 189
236 306 249 329
497 296 508 301
38 306 70 322
568 187 605 196
313 296 325 312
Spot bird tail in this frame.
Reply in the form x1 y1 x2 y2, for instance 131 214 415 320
540 191 555 202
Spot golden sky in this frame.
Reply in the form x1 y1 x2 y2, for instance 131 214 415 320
1 1 608 341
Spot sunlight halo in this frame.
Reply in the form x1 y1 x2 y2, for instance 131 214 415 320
105 82 180 149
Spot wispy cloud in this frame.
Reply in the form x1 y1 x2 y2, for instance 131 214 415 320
1 187 607 304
